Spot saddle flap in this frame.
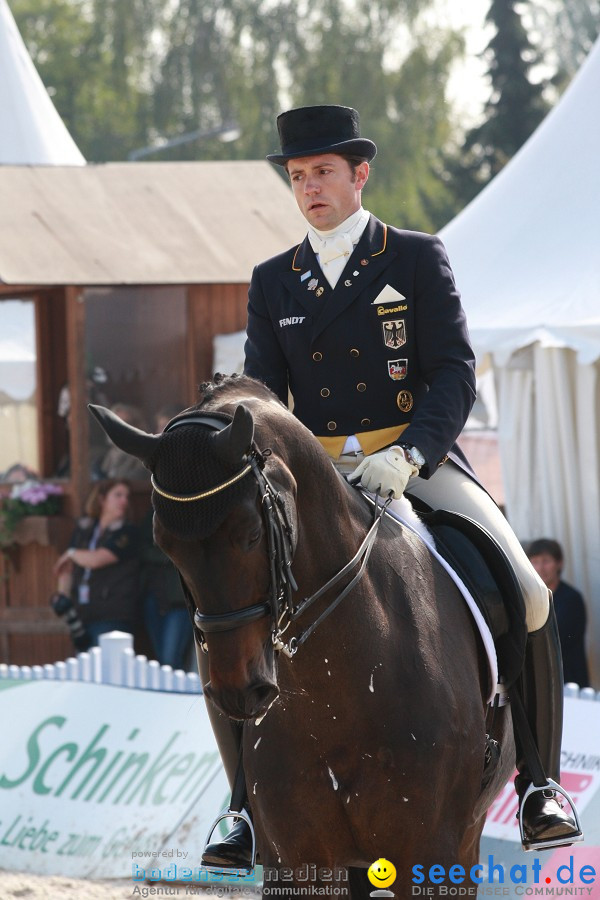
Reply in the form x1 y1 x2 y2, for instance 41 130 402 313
410 504 528 686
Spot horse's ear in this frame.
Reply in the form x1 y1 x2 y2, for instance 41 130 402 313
212 404 254 467
88 404 160 468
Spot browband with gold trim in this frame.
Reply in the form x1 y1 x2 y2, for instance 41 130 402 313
151 463 252 503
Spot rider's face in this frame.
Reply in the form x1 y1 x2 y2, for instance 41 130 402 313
287 154 369 231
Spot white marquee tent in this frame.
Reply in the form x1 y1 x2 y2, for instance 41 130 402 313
0 0 85 164
440 39 600 686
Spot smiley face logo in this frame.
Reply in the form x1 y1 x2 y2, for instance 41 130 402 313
368 858 397 889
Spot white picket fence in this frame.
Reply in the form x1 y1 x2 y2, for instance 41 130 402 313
0 631 597 700
0 631 202 693
563 682 600 701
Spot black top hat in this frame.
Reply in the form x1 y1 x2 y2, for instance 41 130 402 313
266 105 377 166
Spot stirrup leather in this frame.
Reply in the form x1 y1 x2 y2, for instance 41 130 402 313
518 778 584 852
202 807 256 874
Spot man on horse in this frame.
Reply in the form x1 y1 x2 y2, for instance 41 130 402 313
202 104 581 867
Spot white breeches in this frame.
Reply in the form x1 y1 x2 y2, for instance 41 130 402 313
336 453 549 632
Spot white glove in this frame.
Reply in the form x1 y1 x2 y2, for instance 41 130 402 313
349 446 418 498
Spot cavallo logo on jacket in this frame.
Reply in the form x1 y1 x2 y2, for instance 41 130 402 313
382 320 406 349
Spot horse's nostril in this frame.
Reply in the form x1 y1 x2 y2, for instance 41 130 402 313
245 682 279 718
205 680 279 720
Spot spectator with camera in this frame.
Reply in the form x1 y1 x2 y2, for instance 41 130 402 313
52 479 140 647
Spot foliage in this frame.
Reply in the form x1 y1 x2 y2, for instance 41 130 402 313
0 481 63 546
10 0 163 161
448 0 549 206
527 0 600 92
13 0 585 229
10 0 465 231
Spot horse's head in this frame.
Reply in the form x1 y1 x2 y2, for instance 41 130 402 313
89 392 299 721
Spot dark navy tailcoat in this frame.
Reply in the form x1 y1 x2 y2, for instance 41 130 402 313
244 214 476 479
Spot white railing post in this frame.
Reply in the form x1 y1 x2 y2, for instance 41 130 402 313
134 655 148 689
147 659 161 690
122 648 136 687
173 669 186 692
55 661 67 680
66 658 79 680
160 665 174 692
90 646 102 683
579 687 596 701
99 631 134 686
185 671 202 693
78 652 92 682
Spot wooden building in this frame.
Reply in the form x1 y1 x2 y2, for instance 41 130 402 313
0 161 304 665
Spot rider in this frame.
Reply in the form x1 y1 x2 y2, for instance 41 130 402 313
201 104 580 867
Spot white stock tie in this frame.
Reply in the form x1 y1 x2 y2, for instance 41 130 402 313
308 231 355 288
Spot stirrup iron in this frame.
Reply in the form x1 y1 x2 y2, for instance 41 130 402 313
519 778 584 852
202 807 256 874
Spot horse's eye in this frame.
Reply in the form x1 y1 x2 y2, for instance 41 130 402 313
248 527 262 547
231 519 262 550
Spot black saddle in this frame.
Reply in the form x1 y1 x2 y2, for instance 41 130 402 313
405 495 527 687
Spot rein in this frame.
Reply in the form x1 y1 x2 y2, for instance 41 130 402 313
154 414 392 658
275 490 392 655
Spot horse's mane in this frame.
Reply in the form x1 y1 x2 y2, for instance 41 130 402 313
195 372 281 412
194 374 328 470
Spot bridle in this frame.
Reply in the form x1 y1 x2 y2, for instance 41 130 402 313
152 414 392 658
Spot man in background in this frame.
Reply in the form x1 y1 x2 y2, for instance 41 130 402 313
527 538 590 688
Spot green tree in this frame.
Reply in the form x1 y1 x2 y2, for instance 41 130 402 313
528 0 600 91
281 2 463 230
450 0 549 202
11 0 465 230
147 0 300 163
11 0 163 160
10 0 91 138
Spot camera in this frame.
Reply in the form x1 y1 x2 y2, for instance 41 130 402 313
49 593 92 652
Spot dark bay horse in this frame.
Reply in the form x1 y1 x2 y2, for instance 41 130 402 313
91 375 514 898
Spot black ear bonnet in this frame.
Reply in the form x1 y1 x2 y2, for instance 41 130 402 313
151 413 255 541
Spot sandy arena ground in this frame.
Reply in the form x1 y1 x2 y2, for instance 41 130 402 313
0 871 258 899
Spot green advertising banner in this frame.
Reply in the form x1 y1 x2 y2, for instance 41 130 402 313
0 680 229 878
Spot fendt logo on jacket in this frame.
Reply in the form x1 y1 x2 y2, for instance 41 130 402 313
279 316 307 328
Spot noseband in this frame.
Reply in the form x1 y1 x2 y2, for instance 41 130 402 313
153 414 391 658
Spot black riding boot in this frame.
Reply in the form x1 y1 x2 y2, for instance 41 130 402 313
196 647 254 869
514 599 581 849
